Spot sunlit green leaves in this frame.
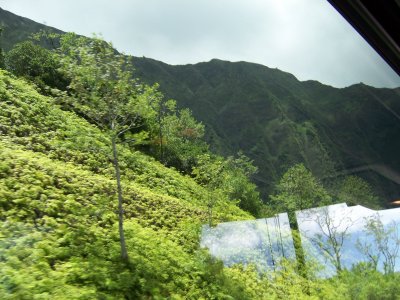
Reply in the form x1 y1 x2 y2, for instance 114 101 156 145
5 40 67 92
271 163 332 213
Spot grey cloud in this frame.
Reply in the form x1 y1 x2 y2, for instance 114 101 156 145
0 0 399 88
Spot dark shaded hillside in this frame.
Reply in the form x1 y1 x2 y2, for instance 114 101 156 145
1 7 399 203
0 7 62 50
133 58 400 202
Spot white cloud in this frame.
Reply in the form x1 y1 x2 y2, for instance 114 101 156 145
1 0 399 87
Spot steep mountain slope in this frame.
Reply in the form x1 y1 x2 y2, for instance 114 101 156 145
1 7 399 203
0 69 254 298
0 7 62 51
133 58 400 202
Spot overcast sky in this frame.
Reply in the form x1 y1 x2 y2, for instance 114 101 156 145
1 0 399 88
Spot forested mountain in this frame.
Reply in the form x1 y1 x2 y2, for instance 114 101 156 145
134 58 400 202
1 7 399 204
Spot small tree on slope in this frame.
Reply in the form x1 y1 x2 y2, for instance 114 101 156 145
58 34 160 261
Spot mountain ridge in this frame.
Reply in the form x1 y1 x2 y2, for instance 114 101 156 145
132 55 400 201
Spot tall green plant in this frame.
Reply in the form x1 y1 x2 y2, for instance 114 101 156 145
357 214 400 274
5 40 66 91
58 33 160 261
271 163 331 222
162 108 208 172
336 175 381 209
192 154 225 226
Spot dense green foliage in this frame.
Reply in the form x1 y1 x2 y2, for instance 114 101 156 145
2 32 264 217
0 70 254 298
0 69 250 219
340 264 400 300
156 108 209 172
192 153 263 218
1 52 398 300
5 41 66 91
334 175 381 209
271 163 332 214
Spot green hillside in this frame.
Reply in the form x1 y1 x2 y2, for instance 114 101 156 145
3 69 398 299
0 69 257 298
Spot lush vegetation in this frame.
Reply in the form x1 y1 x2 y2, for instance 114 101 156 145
0 35 266 298
0 67 253 298
1 9 399 298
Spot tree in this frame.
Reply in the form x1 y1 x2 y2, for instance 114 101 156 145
151 96 174 164
302 205 354 273
161 108 208 172
336 175 381 209
192 154 225 226
58 33 159 261
192 152 263 221
357 214 400 274
144 95 176 164
270 163 332 226
220 153 262 216
5 40 67 91
270 164 329 273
